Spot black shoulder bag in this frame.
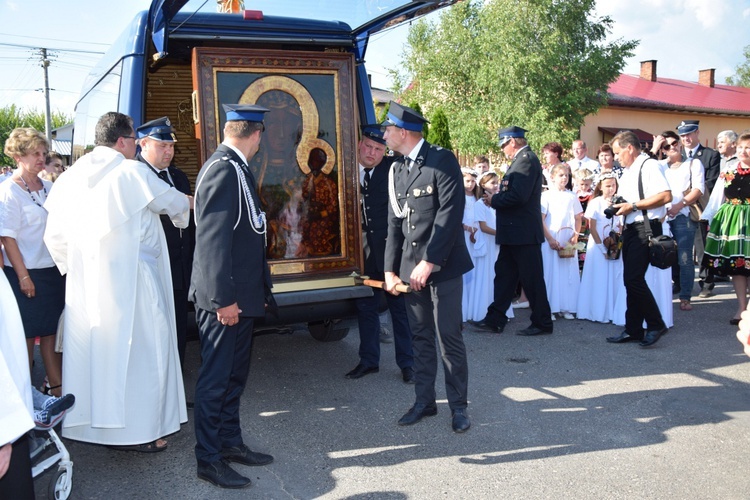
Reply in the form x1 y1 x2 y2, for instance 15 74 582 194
638 162 677 270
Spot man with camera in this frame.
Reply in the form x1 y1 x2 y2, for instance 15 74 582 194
606 131 672 348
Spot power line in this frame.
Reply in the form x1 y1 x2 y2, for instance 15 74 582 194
0 41 104 55
0 31 110 47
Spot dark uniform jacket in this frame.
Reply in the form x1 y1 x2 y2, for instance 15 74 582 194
491 146 545 246
137 153 194 291
189 144 272 318
384 141 473 284
361 156 394 280
692 144 721 194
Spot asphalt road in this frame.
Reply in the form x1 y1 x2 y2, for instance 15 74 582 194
32 278 750 499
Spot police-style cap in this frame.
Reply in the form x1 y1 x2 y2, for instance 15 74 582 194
498 126 527 146
360 124 386 145
381 101 428 132
223 104 270 123
136 116 177 142
676 120 699 135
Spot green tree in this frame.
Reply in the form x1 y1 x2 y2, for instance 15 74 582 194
407 101 430 137
392 0 637 155
726 44 750 87
0 105 71 166
426 108 453 150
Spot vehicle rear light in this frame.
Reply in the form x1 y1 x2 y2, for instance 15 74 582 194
243 10 263 20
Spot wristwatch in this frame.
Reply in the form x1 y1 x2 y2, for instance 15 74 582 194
631 202 639 212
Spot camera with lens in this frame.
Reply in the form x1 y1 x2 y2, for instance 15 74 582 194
603 195 627 219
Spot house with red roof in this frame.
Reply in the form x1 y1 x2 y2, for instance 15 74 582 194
580 60 750 151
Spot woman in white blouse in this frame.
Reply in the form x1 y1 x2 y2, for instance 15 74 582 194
0 128 64 397
655 130 705 311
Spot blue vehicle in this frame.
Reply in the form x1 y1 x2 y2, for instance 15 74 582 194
72 0 459 340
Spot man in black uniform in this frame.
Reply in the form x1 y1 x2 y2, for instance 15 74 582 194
190 104 274 489
382 102 473 433
136 116 194 367
346 124 414 383
677 120 722 297
471 126 553 336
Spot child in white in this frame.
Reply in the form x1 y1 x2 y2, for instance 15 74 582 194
468 172 513 322
461 168 480 322
577 173 625 323
541 164 583 319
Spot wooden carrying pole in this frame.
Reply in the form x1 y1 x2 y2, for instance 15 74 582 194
362 279 411 294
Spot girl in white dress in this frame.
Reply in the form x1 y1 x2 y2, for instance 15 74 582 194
541 164 583 319
577 173 625 323
468 172 514 322
461 168 480 322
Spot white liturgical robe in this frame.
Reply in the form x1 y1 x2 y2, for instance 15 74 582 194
44 146 189 445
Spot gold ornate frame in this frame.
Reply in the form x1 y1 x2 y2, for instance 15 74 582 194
191 47 359 279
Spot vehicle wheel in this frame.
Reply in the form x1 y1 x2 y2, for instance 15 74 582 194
307 319 348 342
48 468 72 500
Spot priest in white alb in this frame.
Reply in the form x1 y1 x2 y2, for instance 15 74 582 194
43 112 190 452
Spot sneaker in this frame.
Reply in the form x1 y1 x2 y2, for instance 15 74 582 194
698 288 714 298
34 394 75 428
551 314 557 321
562 312 575 320
379 326 393 344
512 300 530 309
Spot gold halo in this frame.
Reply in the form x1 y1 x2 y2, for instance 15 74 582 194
240 75 335 175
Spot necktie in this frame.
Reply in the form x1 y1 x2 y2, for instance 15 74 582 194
157 169 173 187
688 150 693 159
363 168 372 190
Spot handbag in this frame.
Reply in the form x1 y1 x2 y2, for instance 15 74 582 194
602 224 622 260
639 165 677 269
682 158 703 222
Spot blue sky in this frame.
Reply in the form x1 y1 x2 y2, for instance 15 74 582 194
0 0 748 119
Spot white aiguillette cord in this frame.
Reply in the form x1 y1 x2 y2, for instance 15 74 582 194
388 157 411 230
194 156 268 244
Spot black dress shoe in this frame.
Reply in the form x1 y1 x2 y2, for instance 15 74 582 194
468 319 504 333
186 401 195 409
221 443 273 466
606 331 640 344
639 328 667 347
197 459 251 489
516 325 553 336
398 403 438 426
345 364 379 379
451 409 471 433
401 367 415 384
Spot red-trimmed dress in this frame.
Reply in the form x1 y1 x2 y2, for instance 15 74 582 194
704 165 750 276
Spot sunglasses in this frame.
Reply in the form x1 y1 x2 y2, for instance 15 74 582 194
662 141 680 151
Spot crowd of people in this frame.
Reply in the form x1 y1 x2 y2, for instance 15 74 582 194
1 101 749 495
464 121 747 346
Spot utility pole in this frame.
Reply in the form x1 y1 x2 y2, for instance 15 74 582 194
40 48 52 144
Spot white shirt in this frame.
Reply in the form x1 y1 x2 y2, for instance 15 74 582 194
359 163 372 187
0 178 56 268
570 156 601 174
662 158 705 219
618 153 670 224
405 138 425 164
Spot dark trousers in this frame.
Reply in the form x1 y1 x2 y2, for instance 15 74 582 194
0 434 34 499
355 289 413 369
405 276 468 410
697 220 715 287
622 220 666 336
194 308 254 465
174 287 189 368
486 243 553 330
